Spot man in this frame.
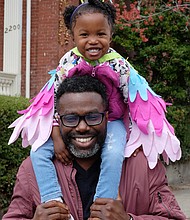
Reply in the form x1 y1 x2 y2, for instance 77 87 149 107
3 75 186 220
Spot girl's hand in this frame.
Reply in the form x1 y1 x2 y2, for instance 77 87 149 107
54 137 73 165
51 126 73 165
132 146 142 157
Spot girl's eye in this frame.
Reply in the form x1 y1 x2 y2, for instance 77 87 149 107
80 33 88 37
98 33 106 36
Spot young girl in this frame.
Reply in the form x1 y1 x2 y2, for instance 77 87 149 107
8 0 181 205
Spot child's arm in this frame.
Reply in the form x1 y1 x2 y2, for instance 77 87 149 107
51 126 73 165
8 70 55 150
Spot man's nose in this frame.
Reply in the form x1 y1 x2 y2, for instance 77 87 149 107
75 119 90 132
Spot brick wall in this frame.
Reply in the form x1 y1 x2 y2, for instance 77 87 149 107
23 0 77 97
0 0 78 97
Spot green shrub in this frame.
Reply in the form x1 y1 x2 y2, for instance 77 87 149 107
167 105 190 161
0 95 30 211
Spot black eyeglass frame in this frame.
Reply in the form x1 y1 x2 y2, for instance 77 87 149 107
58 112 107 127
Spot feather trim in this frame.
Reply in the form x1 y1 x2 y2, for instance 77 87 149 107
8 70 55 150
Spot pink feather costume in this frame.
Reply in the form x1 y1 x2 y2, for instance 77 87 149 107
8 47 181 169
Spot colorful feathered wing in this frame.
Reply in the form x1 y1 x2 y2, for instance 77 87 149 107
125 64 181 169
8 70 56 151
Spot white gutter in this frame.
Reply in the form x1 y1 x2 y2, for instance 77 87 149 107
26 0 31 98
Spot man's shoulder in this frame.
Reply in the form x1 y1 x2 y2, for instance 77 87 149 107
123 151 148 172
19 157 67 175
121 151 166 187
123 151 166 172
16 156 35 180
19 157 62 175
19 156 32 170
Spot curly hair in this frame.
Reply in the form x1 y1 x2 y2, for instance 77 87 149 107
63 0 116 33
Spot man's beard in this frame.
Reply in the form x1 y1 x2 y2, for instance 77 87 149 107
67 142 101 158
60 125 107 159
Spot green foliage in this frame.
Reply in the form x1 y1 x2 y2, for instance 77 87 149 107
0 0 190 213
167 105 190 160
114 1 190 102
0 95 30 211
113 0 190 160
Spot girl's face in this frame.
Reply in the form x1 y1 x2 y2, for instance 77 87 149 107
72 13 112 61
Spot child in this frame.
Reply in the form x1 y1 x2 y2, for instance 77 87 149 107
8 0 181 205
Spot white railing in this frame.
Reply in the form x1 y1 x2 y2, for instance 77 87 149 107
0 72 20 96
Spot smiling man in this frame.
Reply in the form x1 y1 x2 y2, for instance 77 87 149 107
3 75 186 220
57 92 107 160
56 75 108 170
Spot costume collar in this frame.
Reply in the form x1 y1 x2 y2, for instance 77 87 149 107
72 47 122 66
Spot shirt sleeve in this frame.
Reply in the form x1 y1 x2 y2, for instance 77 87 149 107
2 158 39 220
54 49 78 116
109 57 130 103
145 160 186 219
121 152 186 219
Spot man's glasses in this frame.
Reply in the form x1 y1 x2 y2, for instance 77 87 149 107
59 112 106 127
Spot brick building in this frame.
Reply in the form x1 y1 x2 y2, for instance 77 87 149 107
0 0 78 98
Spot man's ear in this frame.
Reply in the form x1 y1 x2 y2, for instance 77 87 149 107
105 111 109 120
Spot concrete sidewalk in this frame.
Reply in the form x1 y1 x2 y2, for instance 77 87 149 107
171 184 190 219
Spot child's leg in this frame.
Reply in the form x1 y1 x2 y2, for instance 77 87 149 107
94 120 126 200
30 137 63 203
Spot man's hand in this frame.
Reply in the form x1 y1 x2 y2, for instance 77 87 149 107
32 201 71 220
88 198 131 220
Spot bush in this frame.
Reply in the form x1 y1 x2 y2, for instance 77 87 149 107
0 95 30 212
167 105 190 161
